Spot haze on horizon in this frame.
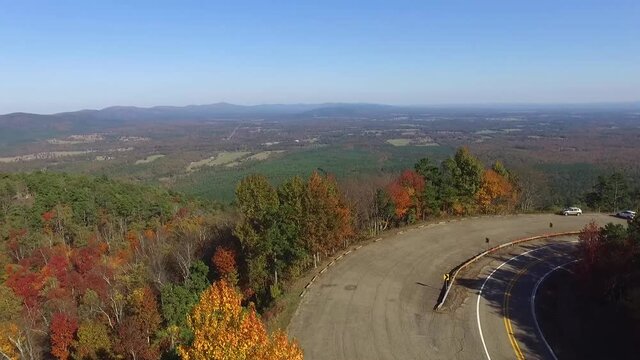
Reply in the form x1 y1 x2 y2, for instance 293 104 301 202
1 0 639 114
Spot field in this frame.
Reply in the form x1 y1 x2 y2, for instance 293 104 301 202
135 154 165 164
186 151 251 172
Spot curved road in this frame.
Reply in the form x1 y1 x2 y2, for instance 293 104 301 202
476 238 577 360
289 214 624 360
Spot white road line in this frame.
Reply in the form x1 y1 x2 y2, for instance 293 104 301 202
476 242 572 360
531 259 578 360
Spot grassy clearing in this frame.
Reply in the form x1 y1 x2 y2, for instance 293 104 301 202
386 138 412 146
186 151 250 172
224 151 286 168
135 154 165 165
246 150 286 161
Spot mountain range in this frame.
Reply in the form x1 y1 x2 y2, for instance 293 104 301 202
1 101 638 147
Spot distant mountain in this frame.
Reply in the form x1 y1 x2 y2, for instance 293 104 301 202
298 103 400 117
1 101 638 147
0 102 410 146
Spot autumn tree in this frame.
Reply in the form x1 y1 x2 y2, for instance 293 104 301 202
212 247 238 284
386 170 425 222
50 313 78 360
74 321 112 359
302 172 353 268
577 221 635 300
177 280 303 360
476 169 517 214
0 285 22 360
115 287 161 360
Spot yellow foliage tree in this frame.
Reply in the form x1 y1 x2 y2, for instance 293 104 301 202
177 280 303 360
0 322 20 360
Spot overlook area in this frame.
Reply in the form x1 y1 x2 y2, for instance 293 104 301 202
1 1 639 359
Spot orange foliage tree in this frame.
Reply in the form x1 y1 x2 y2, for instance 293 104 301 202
475 169 517 214
387 170 425 220
303 172 354 266
212 247 238 283
177 280 303 360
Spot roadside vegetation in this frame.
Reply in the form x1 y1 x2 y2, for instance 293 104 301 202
577 218 640 313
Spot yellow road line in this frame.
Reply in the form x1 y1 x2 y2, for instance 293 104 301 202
502 256 549 360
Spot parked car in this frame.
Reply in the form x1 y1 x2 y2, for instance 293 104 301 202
616 210 636 220
562 207 582 216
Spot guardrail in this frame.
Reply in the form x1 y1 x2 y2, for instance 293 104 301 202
434 230 581 311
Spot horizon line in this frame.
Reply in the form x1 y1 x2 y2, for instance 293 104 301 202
2 100 639 116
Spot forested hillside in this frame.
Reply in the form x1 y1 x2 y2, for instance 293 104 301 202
0 172 304 359
0 146 622 359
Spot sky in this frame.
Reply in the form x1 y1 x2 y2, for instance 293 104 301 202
0 0 638 114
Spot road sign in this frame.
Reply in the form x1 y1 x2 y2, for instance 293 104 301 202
443 273 450 282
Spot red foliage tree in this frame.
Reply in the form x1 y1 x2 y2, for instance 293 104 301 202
212 247 237 280
577 221 602 277
387 170 425 219
42 210 56 223
115 287 161 360
71 243 102 274
5 265 43 308
50 312 78 360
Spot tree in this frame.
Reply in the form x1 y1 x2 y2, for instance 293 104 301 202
452 147 484 195
0 322 20 360
177 280 303 360
387 170 425 222
0 285 22 360
115 288 162 360
371 189 395 234
272 177 308 279
338 174 394 236
302 172 353 267
234 175 279 303
414 158 442 216
476 169 516 214
128 287 161 347
212 247 238 284
74 321 112 360
491 160 509 178
585 172 631 212
440 148 484 213
577 221 634 301
161 261 209 330
235 175 279 225
50 313 78 360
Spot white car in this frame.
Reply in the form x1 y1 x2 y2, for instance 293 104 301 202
616 210 636 220
562 207 582 216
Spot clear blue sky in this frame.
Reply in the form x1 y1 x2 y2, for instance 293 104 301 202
1 0 638 113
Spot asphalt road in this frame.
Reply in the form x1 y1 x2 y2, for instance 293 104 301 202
475 238 577 360
288 214 625 360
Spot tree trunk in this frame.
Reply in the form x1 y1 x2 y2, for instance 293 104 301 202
274 269 278 287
